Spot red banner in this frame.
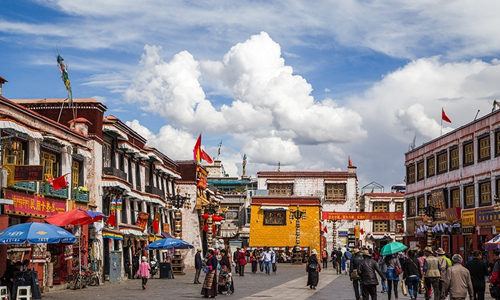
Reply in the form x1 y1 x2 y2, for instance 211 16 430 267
322 211 403 220
4 190 66 218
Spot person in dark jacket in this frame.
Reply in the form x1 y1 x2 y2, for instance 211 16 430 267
403 250 422 300
358 251 386 300
306 249 321 289
233 247 240 275
194 248 203 284
465 250 489 300
350 249 364 300
218 249 234 295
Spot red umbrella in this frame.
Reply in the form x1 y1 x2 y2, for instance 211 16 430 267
45 208 105 289
45 208 105 226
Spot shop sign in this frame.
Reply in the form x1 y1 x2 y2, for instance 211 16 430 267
338 230 348 237
462 227 475 235
322 211 403 220
406 218 416 235
3 190 65 218
136 212 149 231
347 234 356 248
476 207 499 226
430 189 446 210
197 167 208 189
461 210 475 227
444 207 461 222
441 235 450 253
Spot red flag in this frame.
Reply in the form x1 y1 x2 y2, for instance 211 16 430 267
360 228 364 235
348 156 353 167
442 108 452 123
193 134 201 162
323 226 328 233
151 214 160 233
200 149 213 164
107 210 116 227
50 173 69 190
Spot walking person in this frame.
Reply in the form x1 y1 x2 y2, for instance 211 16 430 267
423 247 442 300
442 254 474 300
136 256 150 290
384 254 402 300
359 251 387 300
165 253 175 279
322 249 328 269
233 247 240 275
379 254 389 294
218 249 235 295
237 247 247 276
306 249 321 289
258 248 264 273
251 249 258 273
466 250 489 300
194 248 203 284
201 248 218 298
344 248 352 275
435 248 449 298
263 247 273 275
271 249 277 274
490 250 500 300
403 250 422 300
350 248 364 300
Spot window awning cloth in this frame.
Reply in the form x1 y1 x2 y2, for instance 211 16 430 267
0 120 43 140
260 206 289 211
117 142 140 154
102 180 131 193
120 228 145 236
102 232 123 240
265 180 294 184
368 233 393 240
103 125 128 140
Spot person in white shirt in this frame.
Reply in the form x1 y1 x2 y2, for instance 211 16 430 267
263 247 273 275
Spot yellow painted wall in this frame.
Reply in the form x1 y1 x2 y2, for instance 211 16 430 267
249 205 321 251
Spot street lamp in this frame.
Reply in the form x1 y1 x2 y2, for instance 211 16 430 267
166 188 190 275
289 205 306 264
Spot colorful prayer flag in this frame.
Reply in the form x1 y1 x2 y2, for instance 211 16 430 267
116 198 122 211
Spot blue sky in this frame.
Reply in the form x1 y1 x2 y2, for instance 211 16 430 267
2 1 500 190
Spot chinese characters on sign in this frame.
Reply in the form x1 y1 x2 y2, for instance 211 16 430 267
4 190 65 217
321 211 403 220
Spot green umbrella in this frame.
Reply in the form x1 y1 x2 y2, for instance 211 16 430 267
380 242 407 256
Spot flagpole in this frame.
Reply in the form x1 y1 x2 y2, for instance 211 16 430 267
440 118 443 136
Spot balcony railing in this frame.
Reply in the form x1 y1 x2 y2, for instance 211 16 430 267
103 167 128 182
145 185 165 199
41 182 68 199
73 189 90 203
9 181 37 193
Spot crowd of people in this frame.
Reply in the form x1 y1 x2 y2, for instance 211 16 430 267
334 245 500 300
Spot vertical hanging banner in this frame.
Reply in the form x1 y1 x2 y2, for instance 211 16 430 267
116 198 122 211
110 198 116 210
136 212 149 231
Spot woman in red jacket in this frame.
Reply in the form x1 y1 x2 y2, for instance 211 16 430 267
237 248 248 276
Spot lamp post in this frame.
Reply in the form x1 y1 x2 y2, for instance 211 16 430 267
331 219 338 249
166 188 190 275
289 205 306 264
202 201 219 247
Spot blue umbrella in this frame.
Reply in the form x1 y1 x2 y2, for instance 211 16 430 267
146 238 194 250
0 222 76 244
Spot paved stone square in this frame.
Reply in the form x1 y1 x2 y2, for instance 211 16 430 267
42 264 493 300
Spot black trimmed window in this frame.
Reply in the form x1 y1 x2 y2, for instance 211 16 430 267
373 202 389 212
451 188 460 208
437 152 447 174
427 193 433 207
417 161 424 181
463 141 474 166
407 164 415 183
373 221 389 232
325 183 346 200
395 202 403 212
417 196 425 215
480 181 491 206
427 156 435 177
407 198 416 217
449 147 459 170
464 185 475 208
268 184 293 196
495 130 500 157
478 135 490 161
